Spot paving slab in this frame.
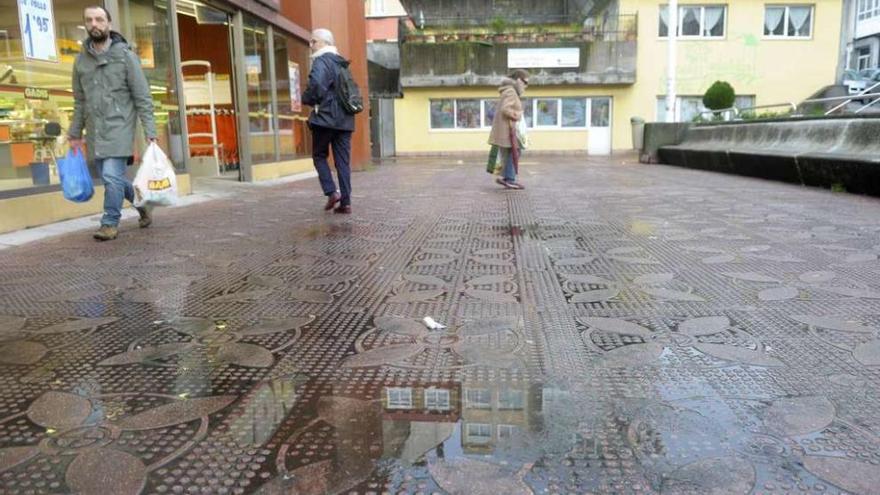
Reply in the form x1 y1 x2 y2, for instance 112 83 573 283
0 155 879 494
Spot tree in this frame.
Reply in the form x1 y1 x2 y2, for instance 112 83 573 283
702 81 736 111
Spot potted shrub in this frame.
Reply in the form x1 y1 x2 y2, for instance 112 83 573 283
702 81 736 120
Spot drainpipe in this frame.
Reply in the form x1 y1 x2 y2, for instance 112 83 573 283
666 0 678 122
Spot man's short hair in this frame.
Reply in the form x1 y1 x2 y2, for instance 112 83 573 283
509 69 530 81
83 5 112 22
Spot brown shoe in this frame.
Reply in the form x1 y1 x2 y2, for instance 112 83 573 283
136 206 152 228
324 191 341 211
496 177 520 189
333 205 352 214
93 225 118 241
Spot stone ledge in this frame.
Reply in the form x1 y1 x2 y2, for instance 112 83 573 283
657 118 880 196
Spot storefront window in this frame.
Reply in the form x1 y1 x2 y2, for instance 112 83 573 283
243 15 273 164
430 99 454 128
482 99 497 127
0 0 97 195
562 98 587 128
116 0 182 171
455 99 480 129
522 98 533 128
275 32 310 160
536 98 559 127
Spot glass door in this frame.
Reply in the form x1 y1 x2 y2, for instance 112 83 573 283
176 0 239 178
587 97 612 155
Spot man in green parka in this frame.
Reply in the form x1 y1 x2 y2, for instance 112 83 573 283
68 5 158 241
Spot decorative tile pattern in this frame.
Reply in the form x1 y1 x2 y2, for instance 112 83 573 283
0 155 879 494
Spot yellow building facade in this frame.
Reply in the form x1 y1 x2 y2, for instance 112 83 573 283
394 0 843 154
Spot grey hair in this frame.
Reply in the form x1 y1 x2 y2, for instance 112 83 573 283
312 28 335 46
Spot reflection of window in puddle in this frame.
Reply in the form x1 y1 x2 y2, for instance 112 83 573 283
386 387 413 409
464 388 491 409
230 379 298 445
465 423 492 444
497 424 519 439
425 388 451 411
498 389 525 410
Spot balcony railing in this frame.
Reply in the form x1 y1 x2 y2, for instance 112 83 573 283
401 14 638 45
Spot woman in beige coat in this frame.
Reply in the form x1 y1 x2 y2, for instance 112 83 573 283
488 69 529 189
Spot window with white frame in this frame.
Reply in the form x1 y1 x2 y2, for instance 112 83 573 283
857 0 880 21
431 98 612 130
430 99 503 130
659 5 726 38
562 98 587 127
465 423 492 443
498 424 520 439
498 388 526 410
386 387 412 409
535 99 560 127
424 388 451 411
857 47 873 71
464 388 491 409
370 0 385 16
764 5 813 38
483 99 499 126
456 99 482 128
522 98 534 127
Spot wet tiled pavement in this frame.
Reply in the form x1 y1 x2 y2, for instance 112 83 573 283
1 155 880 494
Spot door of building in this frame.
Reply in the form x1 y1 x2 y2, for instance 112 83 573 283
587 97 612 155
176 1 240 179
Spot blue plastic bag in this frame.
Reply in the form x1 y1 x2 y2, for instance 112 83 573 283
58 148 94 203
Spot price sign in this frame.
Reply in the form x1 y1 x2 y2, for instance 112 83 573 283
18 0 58 62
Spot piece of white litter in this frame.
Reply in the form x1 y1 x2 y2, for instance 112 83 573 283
423 316 446 330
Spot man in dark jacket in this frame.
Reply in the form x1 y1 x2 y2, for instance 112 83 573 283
68 5 157 241
302 29 355 214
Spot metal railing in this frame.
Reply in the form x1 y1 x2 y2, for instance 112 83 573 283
698 102 798 120
823 80 880 115
401 14 639 44
697 85 880 123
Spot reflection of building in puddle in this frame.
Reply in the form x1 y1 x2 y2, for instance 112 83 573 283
227 376 301 446
381 383 461 464
379 380 543 461
460 380 543 454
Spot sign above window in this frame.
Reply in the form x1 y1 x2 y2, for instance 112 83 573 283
508 48 580 69
24 87 49 100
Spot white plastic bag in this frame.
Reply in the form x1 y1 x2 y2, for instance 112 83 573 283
134 142 178 207
515 117 530 150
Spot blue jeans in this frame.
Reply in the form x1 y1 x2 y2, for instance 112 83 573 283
97 157 134 227
499 147 516 182
311 125 353 206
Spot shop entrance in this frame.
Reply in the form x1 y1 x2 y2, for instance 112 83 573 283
176 1 240 179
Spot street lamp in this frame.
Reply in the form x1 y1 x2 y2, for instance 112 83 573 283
666 0 678 122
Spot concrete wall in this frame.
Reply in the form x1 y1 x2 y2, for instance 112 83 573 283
400 40 637 87
640 122 691 163
658 117 880 195
367 17 402 41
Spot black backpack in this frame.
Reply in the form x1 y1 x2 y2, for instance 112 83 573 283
334 61 364 115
